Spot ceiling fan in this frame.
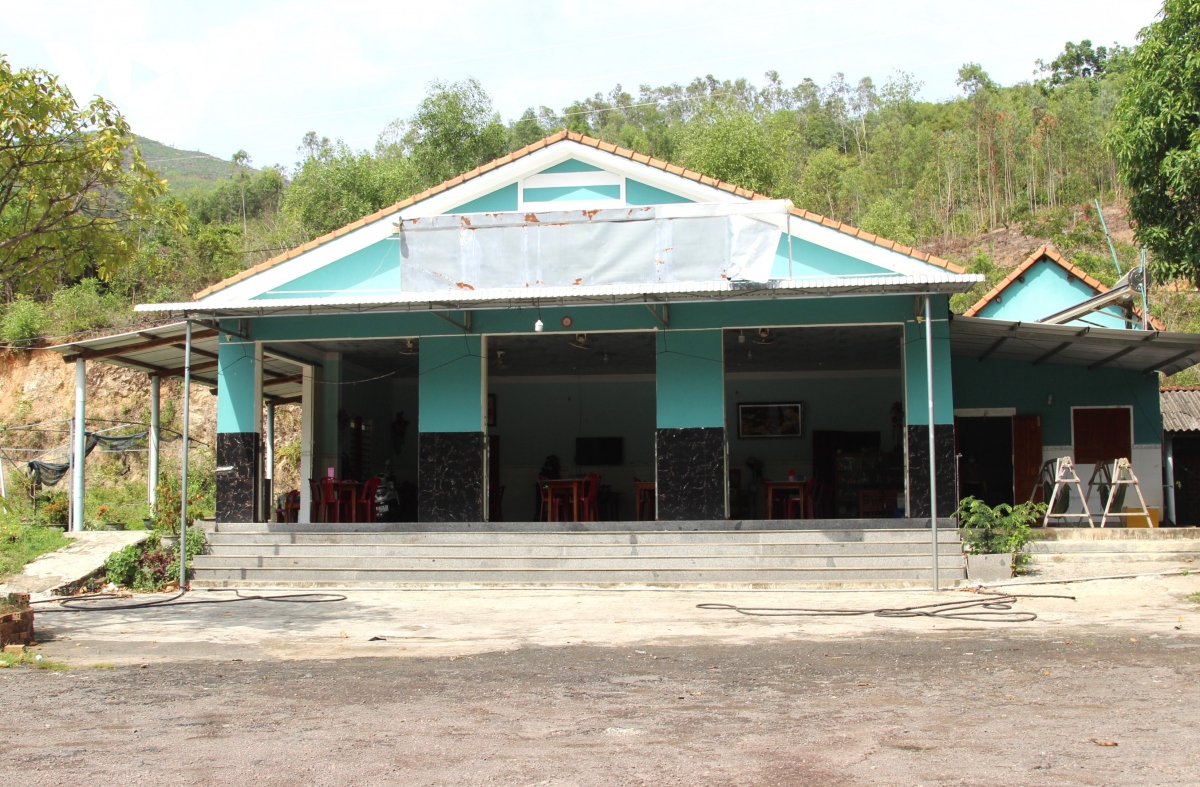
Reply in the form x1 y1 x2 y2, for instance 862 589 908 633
492 349 508 369
568 333 592 350
399 339 419 356
752 328 776 345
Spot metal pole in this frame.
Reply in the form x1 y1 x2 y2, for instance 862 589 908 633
179 322 192 589
925 295 940 591
786 213 793 279
1140 247 1149 331
72 359 86 532
1165 434 1177 526
0 452 6 499
148 374 160 509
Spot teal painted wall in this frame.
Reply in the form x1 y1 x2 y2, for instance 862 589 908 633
419 335 484 432
446 183 518 214
770 233 890 279
539 159 603 174
977 257 1127 328
656 329 724 428
523 185 621 202
903 298 955 424
625 178 693 206
256 239 400 300
217 340 259 433
953 358 1162 444
489 378 656 520
726 373 903 483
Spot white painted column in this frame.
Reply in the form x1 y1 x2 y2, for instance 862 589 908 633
148 374 161 508
265 399 276 519
1165 435 1177 525
299 365 315 523
71 359 86 532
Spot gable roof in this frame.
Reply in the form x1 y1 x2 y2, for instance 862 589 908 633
963 245 1164 330
194 131 964 300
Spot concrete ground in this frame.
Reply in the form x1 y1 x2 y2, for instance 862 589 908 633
0 530 147 595
4 572 1199 785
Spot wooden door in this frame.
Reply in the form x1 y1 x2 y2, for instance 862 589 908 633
1013 414 1043 503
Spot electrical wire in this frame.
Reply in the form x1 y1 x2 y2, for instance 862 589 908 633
697 590 1075 623
32 588 346 612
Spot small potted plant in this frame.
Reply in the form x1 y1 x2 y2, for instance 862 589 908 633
153 479 182 550
955 496 1046 582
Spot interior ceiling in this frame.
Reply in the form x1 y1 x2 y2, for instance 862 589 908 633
489 333 656 377
723 325 902 373
299 325 902 379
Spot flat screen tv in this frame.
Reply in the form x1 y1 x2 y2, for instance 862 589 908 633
575 437 624 466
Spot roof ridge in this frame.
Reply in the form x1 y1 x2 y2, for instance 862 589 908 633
193 131 965 300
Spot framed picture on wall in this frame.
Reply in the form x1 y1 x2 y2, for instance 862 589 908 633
487 393 497 427
738 402 804 438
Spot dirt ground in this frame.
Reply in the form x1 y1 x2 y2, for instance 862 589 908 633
4 576 1200 785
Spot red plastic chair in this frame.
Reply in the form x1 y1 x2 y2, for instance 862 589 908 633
308 479 323 523
320 477 349 523
354 477 382 524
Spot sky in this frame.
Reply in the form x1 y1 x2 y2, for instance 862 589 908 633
3 0 1164 169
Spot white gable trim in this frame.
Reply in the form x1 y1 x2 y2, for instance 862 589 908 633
200 140 943 303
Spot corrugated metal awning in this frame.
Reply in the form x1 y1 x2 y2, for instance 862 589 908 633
44 322 304 404
1161 387 1200 432
137 274 982 318
949 315 1200 376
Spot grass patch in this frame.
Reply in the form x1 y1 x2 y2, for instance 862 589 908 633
1187 591 1200 605
0 650 68 670
0 517 70 580
90 662 115 669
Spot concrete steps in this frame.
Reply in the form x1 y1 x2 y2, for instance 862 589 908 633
1027 527 1200 569
192 524 965 588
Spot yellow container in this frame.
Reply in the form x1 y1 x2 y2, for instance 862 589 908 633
1123 507 1160 528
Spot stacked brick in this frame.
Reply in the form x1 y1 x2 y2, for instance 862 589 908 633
0 593 34 647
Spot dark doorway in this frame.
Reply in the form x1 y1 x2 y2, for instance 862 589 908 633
1171 433 1200 526
956 416 1014 508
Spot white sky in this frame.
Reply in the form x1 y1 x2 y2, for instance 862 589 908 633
3 0 1163 169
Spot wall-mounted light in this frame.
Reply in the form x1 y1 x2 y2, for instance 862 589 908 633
534 319 544 332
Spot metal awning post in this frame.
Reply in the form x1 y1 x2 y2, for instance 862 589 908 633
148 374 161 509
71 359 86 532
179 322 192 589
925 295 939 591
1165 435 1177 526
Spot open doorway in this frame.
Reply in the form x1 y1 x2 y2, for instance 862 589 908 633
724 325 905 519
487 331 656 521
956 416 1015 508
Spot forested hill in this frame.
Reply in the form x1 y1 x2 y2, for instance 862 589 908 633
131 137 238 193
8 39 1196 363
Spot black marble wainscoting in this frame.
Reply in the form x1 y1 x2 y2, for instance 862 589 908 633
656 427 726 520
907 424 957 518
216 432 260 523
418 432 485 522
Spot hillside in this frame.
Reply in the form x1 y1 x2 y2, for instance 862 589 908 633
133 136 240 193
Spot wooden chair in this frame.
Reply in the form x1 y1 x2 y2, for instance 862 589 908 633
354 477 382 524
786 478 817 519
634 478 656 521
488 485 505 522
580 474 601 522
308 479 323 523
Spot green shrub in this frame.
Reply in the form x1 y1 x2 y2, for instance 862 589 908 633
104 542 141 587
955 496 1046 567
38 491 70 525
103 528 207 590
49 279 124 334
1 299 49 348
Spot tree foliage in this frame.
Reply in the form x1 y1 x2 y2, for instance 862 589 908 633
1109 0 1200 283
0 55 184 293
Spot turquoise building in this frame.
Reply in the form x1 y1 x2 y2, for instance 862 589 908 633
139 132 1200 526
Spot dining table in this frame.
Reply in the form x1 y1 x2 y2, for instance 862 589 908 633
543 478 585 522
764 480 807 520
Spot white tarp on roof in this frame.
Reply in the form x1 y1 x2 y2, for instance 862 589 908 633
396 204 784 291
